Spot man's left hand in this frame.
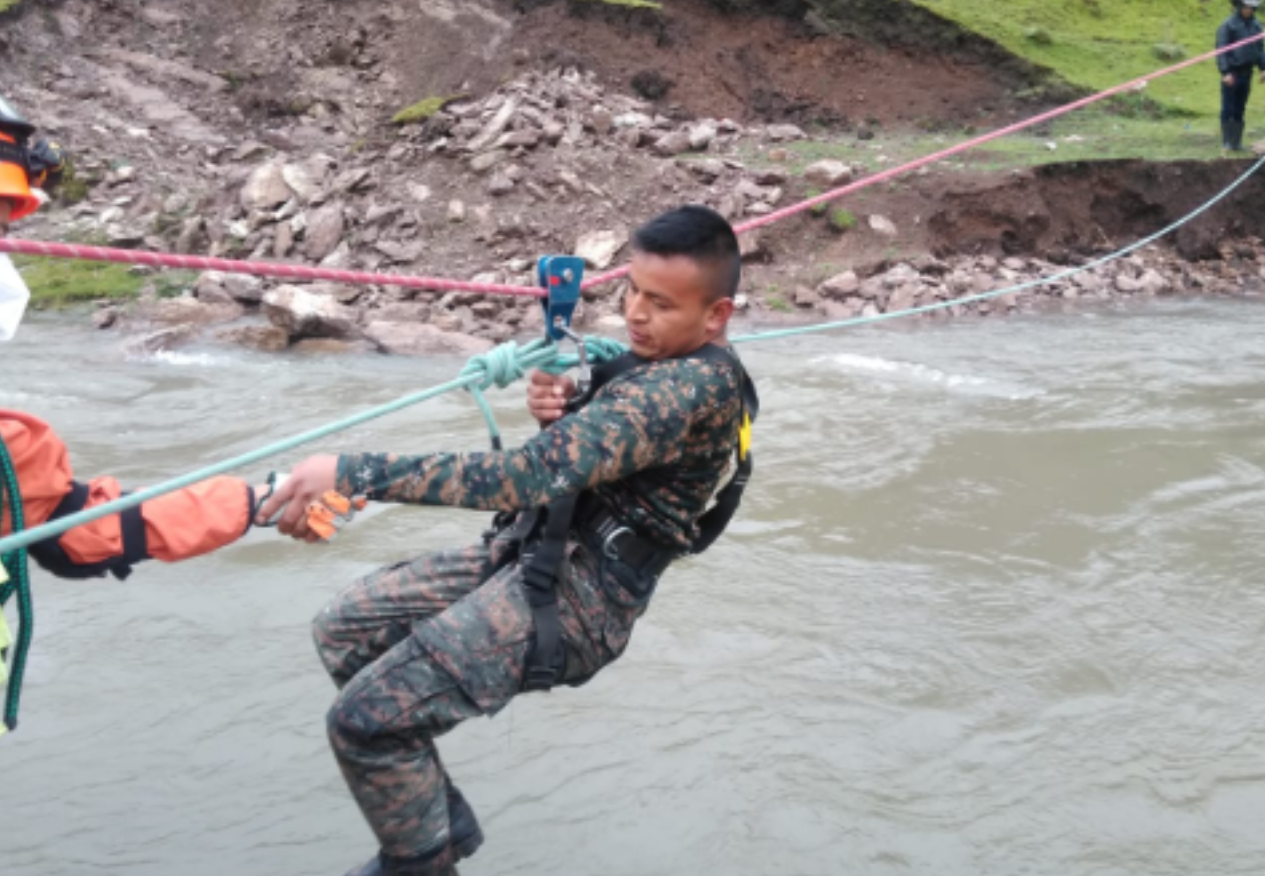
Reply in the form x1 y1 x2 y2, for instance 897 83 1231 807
256 454 339 541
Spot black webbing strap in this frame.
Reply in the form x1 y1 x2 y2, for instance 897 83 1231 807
519 495 578 692
27 482 149 580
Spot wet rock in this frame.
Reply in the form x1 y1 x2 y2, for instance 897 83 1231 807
273 222 294 257
467 98 519 153
804 160 852 188
1114 273 1143 294
684 158 726 181
766 124 806 142
93 307 119 330
330 167 373 194
375 240 426 264
241 162 291 211
470 150 509 174
216 324 290 352
224 274 266 304
586 107 614 136
106 223 147 248
886 285 917 314
133 297 244 325
869 215 898 237
652 131 692 157
820 270 860 299
282 163 320 203
488 173 515 196
1137 268 1169 296
371 302 432 323
303 204 345 261
175 217 204 255
575 228 629 270
794 285 821 308
363 322 494 357
689 123 717 151
125 325 198 356
192 272 236 306
752 168 789 186
263 285 358 338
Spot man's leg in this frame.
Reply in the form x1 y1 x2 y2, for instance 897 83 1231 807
1223 76 1239 148
314 542 510 688
327 561 533 874
1235 75 1253 150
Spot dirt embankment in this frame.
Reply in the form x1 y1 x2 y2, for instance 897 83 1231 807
1 0 1262 355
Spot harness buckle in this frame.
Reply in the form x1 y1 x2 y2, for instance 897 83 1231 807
600 525 634 561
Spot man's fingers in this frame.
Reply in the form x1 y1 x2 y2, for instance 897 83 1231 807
256 476 298 525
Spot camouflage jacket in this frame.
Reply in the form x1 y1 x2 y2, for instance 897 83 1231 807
336 347 745 549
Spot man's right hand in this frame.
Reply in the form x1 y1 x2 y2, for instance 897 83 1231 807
527 370 577 427
1224 73 1236 86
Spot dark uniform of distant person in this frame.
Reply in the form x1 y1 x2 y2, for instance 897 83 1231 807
260 206 758 876
1217 0 1265 151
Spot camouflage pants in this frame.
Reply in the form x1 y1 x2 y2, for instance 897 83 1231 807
314 533 647 858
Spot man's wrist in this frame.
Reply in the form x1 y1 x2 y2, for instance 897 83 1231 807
336 453 370 498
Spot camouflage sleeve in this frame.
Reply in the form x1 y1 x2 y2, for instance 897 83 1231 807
335 358 733 512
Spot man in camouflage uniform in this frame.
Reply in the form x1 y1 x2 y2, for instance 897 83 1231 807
260 205 750 876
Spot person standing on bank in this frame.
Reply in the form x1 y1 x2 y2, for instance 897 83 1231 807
1217 0 1265 152
258 205 759 876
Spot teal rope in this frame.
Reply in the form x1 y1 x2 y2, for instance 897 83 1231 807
1 434 34 732
0 156 1257 557
0 336 626 556
731 156 1265 345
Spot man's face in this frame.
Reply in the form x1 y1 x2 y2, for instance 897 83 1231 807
623 251 735 360
1242 4 1256 18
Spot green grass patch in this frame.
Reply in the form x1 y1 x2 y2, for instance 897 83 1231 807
390 95 466 126
909 0 1234 120
829 207 858 232
14 256 196 310
0 1 22 13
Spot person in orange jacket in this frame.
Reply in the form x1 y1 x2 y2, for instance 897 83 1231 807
0 93 265 579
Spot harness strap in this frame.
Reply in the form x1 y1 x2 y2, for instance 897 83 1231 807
27 482 149 580
519 495 578 692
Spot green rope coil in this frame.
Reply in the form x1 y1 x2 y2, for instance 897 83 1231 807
0 433 34 733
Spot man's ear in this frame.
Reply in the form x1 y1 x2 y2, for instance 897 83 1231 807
706 296 736 336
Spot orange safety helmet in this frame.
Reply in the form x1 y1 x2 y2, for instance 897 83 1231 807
0 94 40 222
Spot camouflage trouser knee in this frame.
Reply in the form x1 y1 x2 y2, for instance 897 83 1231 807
316 537 645 858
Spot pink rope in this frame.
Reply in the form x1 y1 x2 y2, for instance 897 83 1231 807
0 238 546 298
3 35 1260 298
581 33 1265 290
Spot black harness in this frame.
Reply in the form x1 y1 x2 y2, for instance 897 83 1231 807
494 343 759 693
26 481 149 580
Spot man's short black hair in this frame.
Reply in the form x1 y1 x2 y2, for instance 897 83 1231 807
632 205 741 301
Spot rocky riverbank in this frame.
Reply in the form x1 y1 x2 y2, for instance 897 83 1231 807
6 0 1265 357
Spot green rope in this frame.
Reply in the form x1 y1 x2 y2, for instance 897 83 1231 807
731 155 1265 345
0 433 34 732
0 156 1260 559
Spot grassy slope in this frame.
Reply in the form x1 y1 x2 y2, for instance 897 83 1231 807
909 0 1229 119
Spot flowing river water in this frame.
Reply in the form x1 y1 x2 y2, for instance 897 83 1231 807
4 300 1265 876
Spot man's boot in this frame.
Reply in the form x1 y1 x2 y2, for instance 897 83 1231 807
446 779 484 861
1223 119 1234 150
1232 119 1247 152
343 845 457 876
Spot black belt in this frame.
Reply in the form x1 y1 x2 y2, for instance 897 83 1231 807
574 497 678 578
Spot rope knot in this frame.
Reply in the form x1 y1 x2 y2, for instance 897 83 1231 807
461 338 559 392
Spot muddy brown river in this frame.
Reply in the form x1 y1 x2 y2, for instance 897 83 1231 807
4 301 1265 876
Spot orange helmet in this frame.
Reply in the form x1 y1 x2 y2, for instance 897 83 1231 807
0 95 40 222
